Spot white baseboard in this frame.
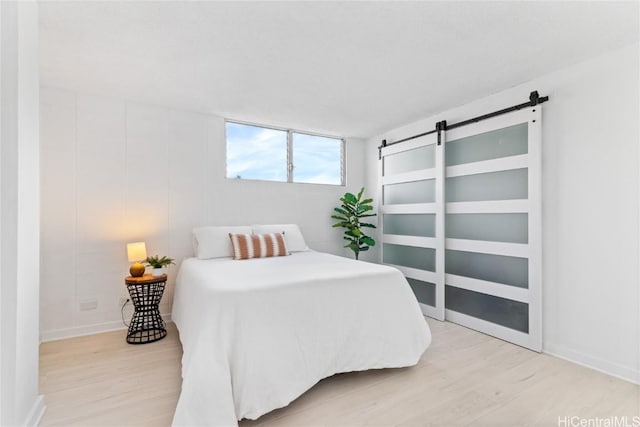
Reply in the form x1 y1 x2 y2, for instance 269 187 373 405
40 313 172 343
544 342 639 385
23 394 45 427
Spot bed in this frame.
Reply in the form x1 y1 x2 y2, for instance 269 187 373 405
171 225 431 426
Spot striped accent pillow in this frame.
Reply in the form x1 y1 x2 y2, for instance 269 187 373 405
228 232 289 260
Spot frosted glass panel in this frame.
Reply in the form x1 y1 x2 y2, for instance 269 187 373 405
446 213 528 243
407 278 436 307
445 168 527 202
446 123 528 166
383 244 435 271
445 285 529 333
384 145 435 175
384 214 435 237
384 179 435 205
445 250 528 288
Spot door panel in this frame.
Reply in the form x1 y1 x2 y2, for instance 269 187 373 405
443 107 541 351
380 132 445 320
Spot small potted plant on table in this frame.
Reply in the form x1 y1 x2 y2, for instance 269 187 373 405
145 255 175 277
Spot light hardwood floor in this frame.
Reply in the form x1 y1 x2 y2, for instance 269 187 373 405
40 319 639 426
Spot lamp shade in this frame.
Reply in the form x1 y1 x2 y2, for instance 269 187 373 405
127 242 147 262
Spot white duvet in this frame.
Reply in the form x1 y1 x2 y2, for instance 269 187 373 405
171 251 431 426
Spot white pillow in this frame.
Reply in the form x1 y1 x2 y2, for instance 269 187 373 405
251 224 309 252
192 226 252 259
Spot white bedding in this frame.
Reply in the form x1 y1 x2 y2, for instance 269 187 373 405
171 251 431 426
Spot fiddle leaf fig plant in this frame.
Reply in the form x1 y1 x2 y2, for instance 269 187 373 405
331 187 377 260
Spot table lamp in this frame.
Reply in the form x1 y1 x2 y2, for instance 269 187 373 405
127 242 147 277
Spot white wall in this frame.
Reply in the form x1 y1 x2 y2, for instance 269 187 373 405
365 43 640 384
0 1 45 425
39 89 366 340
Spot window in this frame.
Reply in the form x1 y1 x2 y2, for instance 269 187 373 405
292 132 343 185
226 122 288 182
226 121 344 185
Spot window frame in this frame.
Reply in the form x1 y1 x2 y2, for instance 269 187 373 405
225 119 346 186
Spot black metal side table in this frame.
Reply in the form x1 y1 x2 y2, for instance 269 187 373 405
124 274 167 344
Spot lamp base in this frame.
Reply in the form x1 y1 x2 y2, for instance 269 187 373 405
129 262 146 277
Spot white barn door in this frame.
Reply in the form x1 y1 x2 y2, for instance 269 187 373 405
380 106 542 351
443 107 542 351
379 132 446 321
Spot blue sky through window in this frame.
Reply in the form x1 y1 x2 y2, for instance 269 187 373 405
292 133 342 185
226 122 287 181
226 121 343 185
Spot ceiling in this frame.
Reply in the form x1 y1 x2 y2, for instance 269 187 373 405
39 1 639 139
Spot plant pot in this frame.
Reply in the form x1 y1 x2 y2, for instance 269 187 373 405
151 267 165 277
